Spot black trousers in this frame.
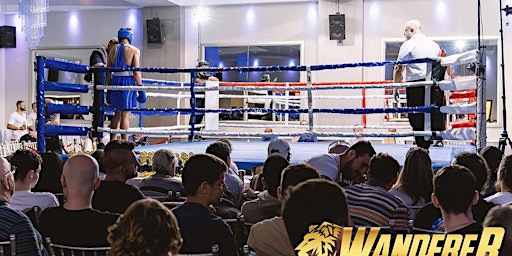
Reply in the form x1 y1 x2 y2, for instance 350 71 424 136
191 96 204 132
406 80 445 149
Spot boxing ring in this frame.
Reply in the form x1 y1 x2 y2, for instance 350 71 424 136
33 50 482 170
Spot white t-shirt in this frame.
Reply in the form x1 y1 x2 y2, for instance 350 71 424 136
397 33 441 82
484 192 512 205
27 112 37 127
305 154 340 181
10 190 60 211
7 111 28 140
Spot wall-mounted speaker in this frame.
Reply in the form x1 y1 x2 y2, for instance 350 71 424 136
0 26 16 48
329 14 345 40
146 18 163 44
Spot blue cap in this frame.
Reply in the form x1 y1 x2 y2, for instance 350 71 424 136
118 28 133 44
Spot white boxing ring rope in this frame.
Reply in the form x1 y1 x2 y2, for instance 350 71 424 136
36 50 483 151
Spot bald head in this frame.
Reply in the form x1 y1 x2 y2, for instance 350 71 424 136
0 158 11 178
63 154 99 193
404 20 422 40
0 157 14 199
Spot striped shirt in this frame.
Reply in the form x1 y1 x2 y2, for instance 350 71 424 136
0 203 43 255
345 183 409 228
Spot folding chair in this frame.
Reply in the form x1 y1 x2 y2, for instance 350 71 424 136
45 237 110 256
0 234 15 256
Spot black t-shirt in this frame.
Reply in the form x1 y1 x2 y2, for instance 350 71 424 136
92 180 145 214
415 199 495 231
39 207 119 247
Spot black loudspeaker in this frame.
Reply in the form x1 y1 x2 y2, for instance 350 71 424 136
0 26 16 48
329 14 345 40
146 18 163 44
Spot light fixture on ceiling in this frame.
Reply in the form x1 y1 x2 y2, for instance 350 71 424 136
18 0 49 48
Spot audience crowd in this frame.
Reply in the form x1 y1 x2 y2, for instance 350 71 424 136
1 137 512 255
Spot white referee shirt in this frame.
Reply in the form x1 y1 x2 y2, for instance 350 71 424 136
397 33 441 82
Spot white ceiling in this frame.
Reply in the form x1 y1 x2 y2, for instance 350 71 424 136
0 0 316 13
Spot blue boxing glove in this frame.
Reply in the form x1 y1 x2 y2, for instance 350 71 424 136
137 91 147 103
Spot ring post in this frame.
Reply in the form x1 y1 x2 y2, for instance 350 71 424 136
476 0 487 149
306 66 314 131
36 56 46 152
189 71 197 140
92 68 105 140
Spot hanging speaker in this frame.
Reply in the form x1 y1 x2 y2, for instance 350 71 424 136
146 18 163 44
0 26 16 48
329 14 345 40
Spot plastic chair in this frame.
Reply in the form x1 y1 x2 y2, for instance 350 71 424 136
0 234 16 256
45 237 110 256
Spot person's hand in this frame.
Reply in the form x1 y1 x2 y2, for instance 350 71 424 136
243 188 257 199
20 124 26 130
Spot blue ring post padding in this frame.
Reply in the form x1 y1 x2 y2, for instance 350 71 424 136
46 103 91 115
45 125 89 137
36 56 46 152
189 72 196 139
45 59 89 74
44 81 89 93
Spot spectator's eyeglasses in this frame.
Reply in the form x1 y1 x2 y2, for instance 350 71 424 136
0 165 16 179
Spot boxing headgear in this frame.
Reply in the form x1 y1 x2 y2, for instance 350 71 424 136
196 60 209 68
118 28 133 44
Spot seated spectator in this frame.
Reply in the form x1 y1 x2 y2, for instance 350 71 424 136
206 141 243 210
32 152 64 194
172 154 237 255
328 140 350 154
480 146 503 197
39 154 119 247
92 140 145 214
415 152 495 231
345 153 409 227
90 149 106 180
283 179 350 249
291 120 318 142
432 165 482 234
19 126 37 143
0 157 45 255
485 154 512 205
248 163 320 255
9 149 59 211
483 205 512 256
242 155 289 224
389 147 433 219
267 139 291 161
108 198 182 256
305 140 376 186
138 148 185 196
216 138 240 176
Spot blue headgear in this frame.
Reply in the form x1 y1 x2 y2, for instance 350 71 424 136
118 28 133 44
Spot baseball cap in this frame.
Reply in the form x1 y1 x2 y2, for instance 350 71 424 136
28 125 36 131
267 139 290 159
109 37 119 44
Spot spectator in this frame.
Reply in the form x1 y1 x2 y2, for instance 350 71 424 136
32 152 64 194
267 139 291 161
242 155 289 224
389 147 433 219
92 140 144 214
216 138 240 175
248 163 320 255
206 141 243 208
305 140 376 186
26 102 37 127
90 149 106 180
415 152 495 231
480 146 503 197
108 198 182 256
485 154 512 205
7 100 28 141
9 149 59 211
328 140 350 154
432 165 481 234
172 154 237 255
138 148 185 196
483 205 512 256
0 157 45 255
283 179 350 248
19 126 37 143
345 153 409 227
39 154 119 247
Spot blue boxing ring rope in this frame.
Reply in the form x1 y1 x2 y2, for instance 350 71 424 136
34 53 483 153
